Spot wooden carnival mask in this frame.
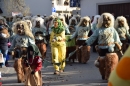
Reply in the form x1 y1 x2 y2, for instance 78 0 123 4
80 19 90 27
35 21 40 28
118 20 124 27
16 23 25 35
71 19 76 26
102 15 111 28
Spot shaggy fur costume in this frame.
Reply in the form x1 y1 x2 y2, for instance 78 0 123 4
105 53 118 80
77 40 90 63
14 58 25 83
97 56 106 80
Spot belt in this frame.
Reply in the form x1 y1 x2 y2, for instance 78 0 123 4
58 39 66 42
99 42 114 46
77 36 88 39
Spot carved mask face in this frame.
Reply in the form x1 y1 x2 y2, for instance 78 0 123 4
71 19 76 25
80 19 89 27
102 15 111 28
35 21 40 28
16 23 25 35
118 20 124 27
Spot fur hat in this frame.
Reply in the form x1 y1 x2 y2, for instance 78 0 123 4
114 16 129 30
58 15 68 27
97 13 115 28
32 17 45 28
12 20 34 39
92 15 100 25
77 16 91 27
69 17 77 26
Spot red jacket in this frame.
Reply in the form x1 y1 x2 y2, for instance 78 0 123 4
26 56 42 72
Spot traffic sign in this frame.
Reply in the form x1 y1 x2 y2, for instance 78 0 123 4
52 7 56 12
70 0 80 7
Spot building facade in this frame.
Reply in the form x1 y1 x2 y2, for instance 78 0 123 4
0 0 80 16
80 0 130 18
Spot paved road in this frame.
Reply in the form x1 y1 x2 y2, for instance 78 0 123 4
1 46 108 86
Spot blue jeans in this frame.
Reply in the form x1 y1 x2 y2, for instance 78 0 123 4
0 49 8 66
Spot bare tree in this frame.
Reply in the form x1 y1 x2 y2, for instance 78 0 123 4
3 0 30 16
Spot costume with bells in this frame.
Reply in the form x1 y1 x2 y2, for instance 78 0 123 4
114 16 130 53
69 16 91 64
84 13 122 80
50 19 66 75
24 44 42 86
10 20 35 83
32 17 47 60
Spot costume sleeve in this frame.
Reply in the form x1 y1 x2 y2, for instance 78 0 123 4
126 29 130 39
50 31 54 43
70 26 78 39
113 29 122 46
85 29 99 46
65 26 70 34
91 24 96 33
28 37 35 45
35 57 42 71
9 35 17 51
108 46 130 86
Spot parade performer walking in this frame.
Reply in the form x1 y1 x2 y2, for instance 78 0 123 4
24 45 42 86
84 13 122 80
50 18 66 75
10 20 35 83
68 16 91 64
0 25 10 67
91 15 100 52
114 16 130 53
32 17 47 60
68 17 77 34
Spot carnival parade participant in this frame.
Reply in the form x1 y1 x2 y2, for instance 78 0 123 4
114 16 130 53
84 13 122 80
0 25 10 67
24 45 42 86
10 20 35 83
91 15 100 52
68 16 91 64
50 18 66 75
32 17 47 60
68 17 77 34
65 16 77 62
